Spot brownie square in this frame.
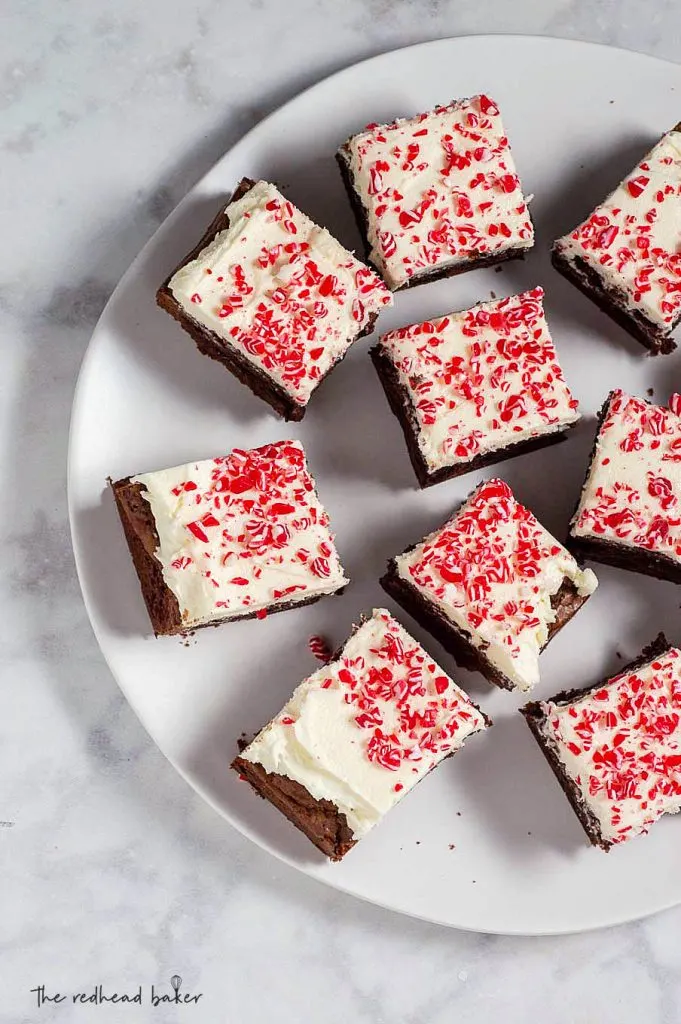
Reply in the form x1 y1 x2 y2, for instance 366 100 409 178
336 95 534 290
233 608 490 859
381 479 598 693
157 178 392 420
569 389 681 583
371 286 580 487
552 124 681 354
522 634 681 850
111 440 348 636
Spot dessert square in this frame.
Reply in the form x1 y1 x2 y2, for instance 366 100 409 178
232 608 490 860
336 95 534 290
157 178 392 420
381 479 598 693
111 440 348 636
569 389 681 583
371 287 580 487
552 124 681 354
522 635 681 850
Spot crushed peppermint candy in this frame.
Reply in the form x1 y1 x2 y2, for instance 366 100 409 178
167 180 392 408
535 641 681 846
571 389 681 564
378 287 579 474
308 634 333 664
554 127 681 331
238 609 489 839
393 479 597 692
131 440 348 629
340 95 534 289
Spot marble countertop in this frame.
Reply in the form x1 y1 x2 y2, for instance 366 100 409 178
3 2 681 1021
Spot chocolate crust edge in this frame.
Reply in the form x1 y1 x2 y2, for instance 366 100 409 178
520 633 672 851
156 176 380 422
110 476 346 637
110 477 184 636
370 342 575 488
335 146 533 291
567 390 681 584
551 247 677 355
231 756 356 861
380 562 590 692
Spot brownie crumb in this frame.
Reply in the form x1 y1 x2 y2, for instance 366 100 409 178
448 843 456 850
494 266 503 274
490 291 496 299
236 732 252 753
616 650 622 659
456 811 462 817
647 388 654 397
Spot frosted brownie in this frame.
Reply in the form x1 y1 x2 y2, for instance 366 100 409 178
337 95 534 290
522 635 681 850
569 389 681 583
371 287 580 487
157 178 392 420
552 125 681 354
111 440 347 635
381 479 598 693
233 608 490 859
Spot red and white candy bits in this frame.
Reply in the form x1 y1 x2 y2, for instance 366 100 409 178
534 642 681 847
340 96 534 289
166 180 392 412
392 479 597 692
238 609 489 843
131 440 348 629
554 127 681 340
571 390 681 567
377 287 579 477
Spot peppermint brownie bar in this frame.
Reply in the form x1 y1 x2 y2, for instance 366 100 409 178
233 608 490 859
522 635 681 850
381 479 597 693
337 95 534 290
371 287 579 487
111 440 347 635
569 389 681 583
157 178 392 420
552 125 681 354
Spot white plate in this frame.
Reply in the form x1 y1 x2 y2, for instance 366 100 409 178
68 36 681 934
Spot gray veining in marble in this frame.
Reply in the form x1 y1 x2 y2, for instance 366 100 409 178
3 2 681 1021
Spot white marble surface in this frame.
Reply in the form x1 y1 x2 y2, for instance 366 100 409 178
3 3 681 1021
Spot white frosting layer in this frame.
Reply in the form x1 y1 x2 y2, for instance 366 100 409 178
132 441 348 629
571 390 681 564
241 608 488 839
168 180 391 407
341 95 534 289
395 480 597 692
379 287 579 472
536 647 681 845
554 130 681 331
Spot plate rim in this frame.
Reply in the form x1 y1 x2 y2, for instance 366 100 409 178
67 33 681 935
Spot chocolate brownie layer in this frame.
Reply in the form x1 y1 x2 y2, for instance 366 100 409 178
232 756 356 860
551 249 677 355
381 564 587 692
370 343 573 487
521 633 671 851
157 177 379 421
336 149 528 291
111 477 337 636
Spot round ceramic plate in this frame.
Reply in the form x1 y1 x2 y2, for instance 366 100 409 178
69 36 681 934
